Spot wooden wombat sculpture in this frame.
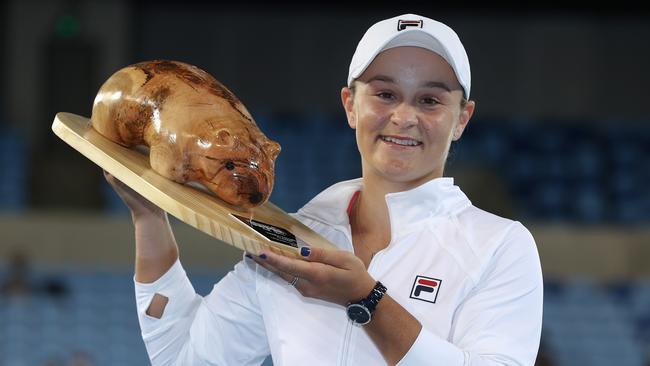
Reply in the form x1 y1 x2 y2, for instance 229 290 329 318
91 60 280 209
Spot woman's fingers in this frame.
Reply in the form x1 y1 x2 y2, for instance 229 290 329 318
102 170 162 217
250 254 296 284
300 246 353 268
257 251 321 283
252 249 375 305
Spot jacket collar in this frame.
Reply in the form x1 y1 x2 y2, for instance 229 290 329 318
297 177 471 237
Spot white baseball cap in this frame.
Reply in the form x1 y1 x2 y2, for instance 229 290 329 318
347 13 471 99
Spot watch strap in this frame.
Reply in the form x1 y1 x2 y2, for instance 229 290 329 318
359 281 387 314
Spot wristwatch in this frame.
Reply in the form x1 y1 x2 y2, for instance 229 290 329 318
346 281 387 325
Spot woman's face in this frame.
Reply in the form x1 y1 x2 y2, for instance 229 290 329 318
341 46 474 190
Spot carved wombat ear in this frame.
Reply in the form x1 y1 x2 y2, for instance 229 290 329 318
264 140 281 160
214 129 234 147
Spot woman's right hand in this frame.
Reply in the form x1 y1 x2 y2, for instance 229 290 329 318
103 170 164 220
103 170 179 283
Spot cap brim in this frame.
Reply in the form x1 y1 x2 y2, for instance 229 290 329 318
348 29 466 98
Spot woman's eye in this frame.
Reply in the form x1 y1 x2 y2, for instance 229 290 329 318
377 92 394 100
421 97 439 105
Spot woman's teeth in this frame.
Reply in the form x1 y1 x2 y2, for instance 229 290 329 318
381 136 422 146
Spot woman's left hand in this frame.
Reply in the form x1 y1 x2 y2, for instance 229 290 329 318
251 247 376 306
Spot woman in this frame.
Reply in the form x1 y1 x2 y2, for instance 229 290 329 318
106 13 543 366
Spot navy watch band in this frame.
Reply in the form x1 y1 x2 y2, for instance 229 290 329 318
363 281 387 313
346 281 387 325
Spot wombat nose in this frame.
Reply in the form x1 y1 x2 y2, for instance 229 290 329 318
249 191 263 204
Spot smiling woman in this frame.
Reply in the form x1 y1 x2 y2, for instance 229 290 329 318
342 47 474 192
105 13 543 366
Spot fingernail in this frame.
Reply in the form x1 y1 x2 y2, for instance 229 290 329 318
259 253 267 260
300 247 311 257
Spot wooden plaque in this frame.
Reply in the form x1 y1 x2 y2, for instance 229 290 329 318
51 112 337 259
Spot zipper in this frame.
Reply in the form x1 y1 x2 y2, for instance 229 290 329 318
338 248 387 366
339 319 354 366
338 193 390 366
338 224 355 366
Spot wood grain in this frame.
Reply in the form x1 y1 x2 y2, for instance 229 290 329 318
51 112 337 259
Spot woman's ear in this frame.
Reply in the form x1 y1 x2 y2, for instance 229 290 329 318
453 100 475 141
341 87 356 129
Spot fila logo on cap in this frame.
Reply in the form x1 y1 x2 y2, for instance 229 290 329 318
397 19 423 31
410 275 442 304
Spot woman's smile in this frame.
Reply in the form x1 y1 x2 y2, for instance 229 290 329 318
342 46 473 190
378 134 423 148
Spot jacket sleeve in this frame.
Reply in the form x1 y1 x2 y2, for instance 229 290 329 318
397 222 544 366
134 256 270 365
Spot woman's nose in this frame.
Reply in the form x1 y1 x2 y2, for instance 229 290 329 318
390 102 418 128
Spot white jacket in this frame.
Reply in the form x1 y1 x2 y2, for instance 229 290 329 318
134 177 543 366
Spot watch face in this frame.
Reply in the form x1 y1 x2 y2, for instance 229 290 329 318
346 304 371 325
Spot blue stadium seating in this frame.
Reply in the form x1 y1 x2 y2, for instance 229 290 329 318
3 268 650 365
93 115 649 223
0 129 27 211
543 278 649 366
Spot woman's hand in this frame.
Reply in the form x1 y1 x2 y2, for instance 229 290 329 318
103 170 164 220
103 170 178 283
255 247 422 365
252 247 377 306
